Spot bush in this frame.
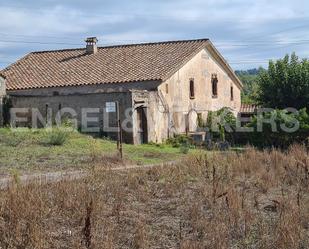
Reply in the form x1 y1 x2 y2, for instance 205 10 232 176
179 143 190 154
43 129 68 146
166 135 192 148
243 108 309 148
206 107 236 143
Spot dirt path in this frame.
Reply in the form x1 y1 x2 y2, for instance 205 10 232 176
0 161 177 190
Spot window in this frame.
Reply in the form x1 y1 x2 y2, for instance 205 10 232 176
189 79 195 99
212 74 218 98
230 86 234 101
165 84 169 94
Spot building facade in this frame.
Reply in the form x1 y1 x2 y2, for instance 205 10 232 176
1 38 242 144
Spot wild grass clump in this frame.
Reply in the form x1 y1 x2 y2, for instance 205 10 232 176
166 134 192 148
0 128 34 147
42 129 69 146
1 144 309 248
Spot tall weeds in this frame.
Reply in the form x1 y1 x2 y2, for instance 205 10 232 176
1 145 309 248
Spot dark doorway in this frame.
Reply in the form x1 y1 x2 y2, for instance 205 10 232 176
136 107 148 144
185 114 189 134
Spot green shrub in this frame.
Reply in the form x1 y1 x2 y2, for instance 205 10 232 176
243 108 309 148
43 129 68 146
166 135 192 148
179 143 190 154
206 107 236 143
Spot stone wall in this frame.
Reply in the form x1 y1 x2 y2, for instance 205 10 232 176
8 81 162 144
10 91 134 143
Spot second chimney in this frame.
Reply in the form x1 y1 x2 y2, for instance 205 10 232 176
85 37 98 54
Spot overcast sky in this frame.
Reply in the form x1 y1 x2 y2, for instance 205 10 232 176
1 0 309 70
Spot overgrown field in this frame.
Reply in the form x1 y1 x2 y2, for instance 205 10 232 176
1 145 309 248
0 128 189 175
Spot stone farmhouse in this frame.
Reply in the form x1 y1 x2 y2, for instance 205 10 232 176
0 38 242 144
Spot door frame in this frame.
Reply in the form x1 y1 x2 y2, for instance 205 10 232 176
136 106 148 144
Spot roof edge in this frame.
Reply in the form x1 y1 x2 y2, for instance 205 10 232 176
29 38 210 54
161 40 243 89
0 52 32 75
6 79 163 91
162 40 209 82
206 41 243 89
0 73 6 79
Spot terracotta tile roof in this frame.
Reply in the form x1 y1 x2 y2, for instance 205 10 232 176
2 39 210 91
240 104 258 113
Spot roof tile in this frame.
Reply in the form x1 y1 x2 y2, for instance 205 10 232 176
2 39 209 90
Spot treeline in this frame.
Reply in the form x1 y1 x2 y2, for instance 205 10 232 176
220 53 309 148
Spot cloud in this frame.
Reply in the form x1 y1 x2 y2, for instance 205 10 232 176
1 0 309 69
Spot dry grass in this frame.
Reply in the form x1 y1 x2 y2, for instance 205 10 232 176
1 145 309 248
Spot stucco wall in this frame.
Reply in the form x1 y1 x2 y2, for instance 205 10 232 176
157 47 242 137
10 91 134 143
0 76 6 126
0 76 5 97
131 90 168 144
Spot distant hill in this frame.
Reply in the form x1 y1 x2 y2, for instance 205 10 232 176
235 68 265 104
235 68 262 76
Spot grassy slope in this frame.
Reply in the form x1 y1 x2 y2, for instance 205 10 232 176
0 128 192 174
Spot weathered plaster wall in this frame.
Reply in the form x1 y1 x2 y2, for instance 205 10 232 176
8 81 161 144
131 90 168 144
10 91 134 143
157 47 242 138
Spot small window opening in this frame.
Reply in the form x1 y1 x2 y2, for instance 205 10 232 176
230 86 234 101
212 74 218 98
165 84 169 94
189 79 195 99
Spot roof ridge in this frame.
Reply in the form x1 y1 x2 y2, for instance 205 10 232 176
30 38 209 54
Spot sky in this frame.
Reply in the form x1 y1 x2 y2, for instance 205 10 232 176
1 0 309 70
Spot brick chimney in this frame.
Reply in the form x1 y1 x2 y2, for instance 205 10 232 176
85 37 98 54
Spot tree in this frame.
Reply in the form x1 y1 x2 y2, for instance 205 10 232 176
257 53 309 110
235 68 263 104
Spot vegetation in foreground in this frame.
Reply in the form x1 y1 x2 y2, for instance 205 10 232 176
0 128 191 175
1 145 309 248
